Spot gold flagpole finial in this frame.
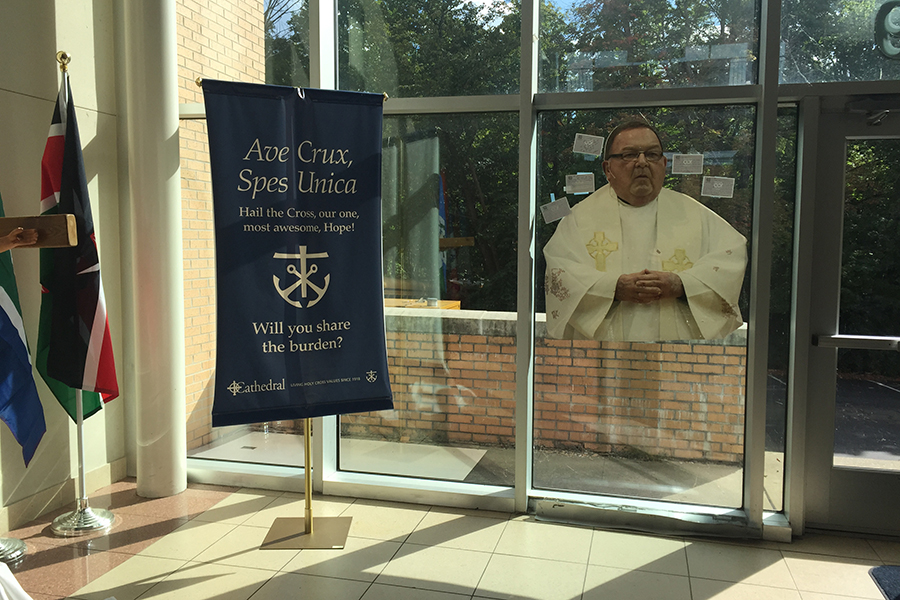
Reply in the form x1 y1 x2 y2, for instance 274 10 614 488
56 51 71 73
195 77 203 87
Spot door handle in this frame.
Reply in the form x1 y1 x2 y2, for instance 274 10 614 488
812 334 900 350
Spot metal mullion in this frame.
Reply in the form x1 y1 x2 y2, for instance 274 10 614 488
383 95 520 115
743 0 782 536
514 0 539 513
534 85 762 110
785 96 819 535
310 0 337 494
778 80 900 102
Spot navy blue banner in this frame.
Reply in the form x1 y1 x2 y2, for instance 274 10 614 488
202 80 393 426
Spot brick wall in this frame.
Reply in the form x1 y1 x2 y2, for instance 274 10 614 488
534 338 745 463
342 310 747 464
178 0 264 450
342 327 518 445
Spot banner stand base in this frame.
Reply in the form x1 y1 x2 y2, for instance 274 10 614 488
261 516 352 549
259 419 350 550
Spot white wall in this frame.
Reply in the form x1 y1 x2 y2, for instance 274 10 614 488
0 0 126 528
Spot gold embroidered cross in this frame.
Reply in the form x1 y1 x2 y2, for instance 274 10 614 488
586 232 618 271
663 249 693 272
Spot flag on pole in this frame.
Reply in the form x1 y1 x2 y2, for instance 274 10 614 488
0 192 46 465
36 71 118 422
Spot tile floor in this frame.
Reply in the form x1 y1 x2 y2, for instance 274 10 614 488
2 478 897 600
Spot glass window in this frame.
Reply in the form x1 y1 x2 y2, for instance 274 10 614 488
265 0 311 87
534 106 754 507
831 138 900 473
540 0 759 92
765 106 800 513
780 0 900 83
337 0 521 97
339 113 518 485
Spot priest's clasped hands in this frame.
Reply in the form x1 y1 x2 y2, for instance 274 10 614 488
615 269 684 304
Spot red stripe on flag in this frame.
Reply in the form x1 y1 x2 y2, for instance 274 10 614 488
40 136 64 203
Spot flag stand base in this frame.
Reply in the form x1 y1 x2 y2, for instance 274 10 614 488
50 501 114 537
51 391 116 538
0 538 26 563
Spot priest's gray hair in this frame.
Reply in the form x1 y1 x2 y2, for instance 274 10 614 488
603 120 664 160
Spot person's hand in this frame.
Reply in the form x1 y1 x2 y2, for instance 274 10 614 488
615 269 683 303
640 270 684 300
616 269 662 304
0 227 38 253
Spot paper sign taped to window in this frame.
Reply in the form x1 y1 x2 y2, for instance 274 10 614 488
540 196 571 223
573 134 605 157
672 153 704 174
565 173 595 195
701 176 735 198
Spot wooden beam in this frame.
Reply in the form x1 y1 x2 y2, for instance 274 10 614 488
438 236 475 251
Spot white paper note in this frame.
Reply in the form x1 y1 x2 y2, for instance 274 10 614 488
565 173 595 195
672 153 704 174
573 133 605 157
701 176 735 198
540 196 572 223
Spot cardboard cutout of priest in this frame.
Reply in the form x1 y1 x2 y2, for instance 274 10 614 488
543 120 748 342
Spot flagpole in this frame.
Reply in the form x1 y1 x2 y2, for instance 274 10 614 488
50 390 115 536
48 51 114 537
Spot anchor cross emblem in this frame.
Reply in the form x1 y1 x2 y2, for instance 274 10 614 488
273 246 330 308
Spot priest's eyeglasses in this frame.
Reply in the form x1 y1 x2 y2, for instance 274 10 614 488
607 150 664 163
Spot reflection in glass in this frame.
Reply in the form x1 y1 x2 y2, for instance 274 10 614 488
340 113 518 485
833 351 900 472
840 139 900 339
534 106 754 507
765 107 800 513
265 0 311 87
540 0 758 92
337 0 520 97
781 0 900 83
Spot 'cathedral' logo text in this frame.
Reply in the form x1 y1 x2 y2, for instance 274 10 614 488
227 379 286 396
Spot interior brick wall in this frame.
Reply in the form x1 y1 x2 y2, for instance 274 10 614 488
177 0 264 450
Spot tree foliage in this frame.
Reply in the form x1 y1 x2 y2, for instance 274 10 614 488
781 0 900 83
838 140 900 376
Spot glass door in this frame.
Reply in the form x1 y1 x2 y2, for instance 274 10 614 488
805 96 900 534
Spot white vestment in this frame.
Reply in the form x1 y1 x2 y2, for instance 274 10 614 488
543 185 747 341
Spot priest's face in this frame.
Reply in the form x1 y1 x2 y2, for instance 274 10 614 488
603 127 667 207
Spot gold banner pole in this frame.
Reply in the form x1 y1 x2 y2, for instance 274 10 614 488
304 418 314 534
260 417 351 549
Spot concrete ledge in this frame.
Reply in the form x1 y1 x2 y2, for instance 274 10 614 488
385 307 747 345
